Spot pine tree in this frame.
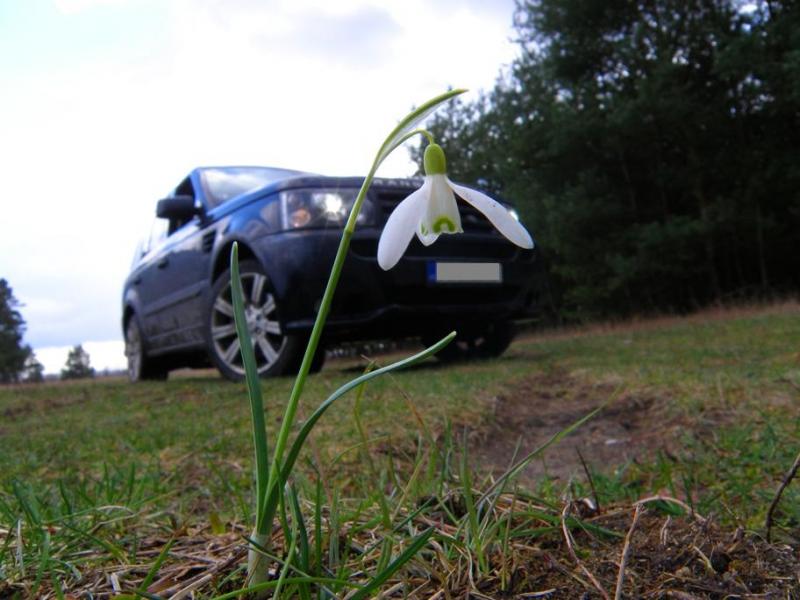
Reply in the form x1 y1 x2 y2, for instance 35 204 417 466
61 344 95 380
419 0 800 320
0 278 31 383
22 352 44 383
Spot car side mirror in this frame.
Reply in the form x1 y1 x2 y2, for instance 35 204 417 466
156 195 200 221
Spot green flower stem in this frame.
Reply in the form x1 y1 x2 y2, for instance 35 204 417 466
261 167 375 530
260 89 467 531
246 530 271 591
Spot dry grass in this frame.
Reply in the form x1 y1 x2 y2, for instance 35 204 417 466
4 494 797 599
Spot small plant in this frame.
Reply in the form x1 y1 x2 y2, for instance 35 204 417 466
229 89 535 596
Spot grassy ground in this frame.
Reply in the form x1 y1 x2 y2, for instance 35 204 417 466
1 302 798 597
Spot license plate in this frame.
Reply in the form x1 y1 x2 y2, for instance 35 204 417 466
427 262 502 283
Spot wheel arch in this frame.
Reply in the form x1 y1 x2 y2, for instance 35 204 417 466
211 239 258 284
122 304 135 335
122 290 142 339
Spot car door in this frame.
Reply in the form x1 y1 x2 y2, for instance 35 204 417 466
142 174 216 350
150 219 215 349
132 218 174 351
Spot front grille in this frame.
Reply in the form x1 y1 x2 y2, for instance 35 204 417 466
349 237 518 260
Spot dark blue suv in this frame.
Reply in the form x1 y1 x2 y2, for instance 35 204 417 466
122 166 538 381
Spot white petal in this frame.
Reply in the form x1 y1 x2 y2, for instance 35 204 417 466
377 181 429 270
448 179 534 249
417 174 462 246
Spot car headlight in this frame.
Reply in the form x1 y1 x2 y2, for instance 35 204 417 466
279 189 376 230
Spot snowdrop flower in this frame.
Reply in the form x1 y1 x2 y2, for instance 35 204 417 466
377 143 534 270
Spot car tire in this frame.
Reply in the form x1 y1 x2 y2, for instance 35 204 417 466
207 260 323 381
423 320 515 362
125 315 169 382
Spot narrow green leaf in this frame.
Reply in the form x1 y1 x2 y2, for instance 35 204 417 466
243 535 341 599
289 485 312 600
274 496 299 600
138 538 175 593
348 527 435 600
31 529 50 596
51 574 66 600
314 477 323 582
60 522 127 563
13 481 41 526
374 89 466 168
289 485 310 572
260 332 456 529
207 576 353 600
230 242 271 533
460 433 480 547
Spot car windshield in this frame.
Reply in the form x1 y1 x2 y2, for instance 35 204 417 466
201 166 307 208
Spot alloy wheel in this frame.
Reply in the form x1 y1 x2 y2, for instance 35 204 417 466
210 272 287 376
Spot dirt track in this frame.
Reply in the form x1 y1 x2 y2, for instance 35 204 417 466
473 370 692 484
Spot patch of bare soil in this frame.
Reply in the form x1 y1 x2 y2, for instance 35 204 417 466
473 371 690 484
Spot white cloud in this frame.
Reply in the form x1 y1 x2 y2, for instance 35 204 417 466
1 0 519 358
53 0 131 15
35 340 126 375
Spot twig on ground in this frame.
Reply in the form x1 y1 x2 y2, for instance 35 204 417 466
659 516 672 546
560 503 609 600
691 545 714 575
576 447 600 511
634 495 706 523
169 573 214 600
614 504 643 600
765 449 800 543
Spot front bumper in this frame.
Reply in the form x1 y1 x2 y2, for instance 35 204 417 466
252 227 539 342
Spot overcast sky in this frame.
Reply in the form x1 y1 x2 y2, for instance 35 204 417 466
0 0 519 373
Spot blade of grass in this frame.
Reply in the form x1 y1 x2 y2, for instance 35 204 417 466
51 573 66 600
208 576 355 600
31 529 50 597
137 538 175 593
273 500 299 600
314 477 323 586
243 536 343 599
459 431 485 573
352 362 393 530
346 527 435 600
288 485 312 600
59 521 127 563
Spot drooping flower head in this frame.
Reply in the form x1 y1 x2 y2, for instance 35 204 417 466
377 143 534 270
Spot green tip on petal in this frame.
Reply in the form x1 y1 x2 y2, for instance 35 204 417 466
432 215 457 233
423 144 447 175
